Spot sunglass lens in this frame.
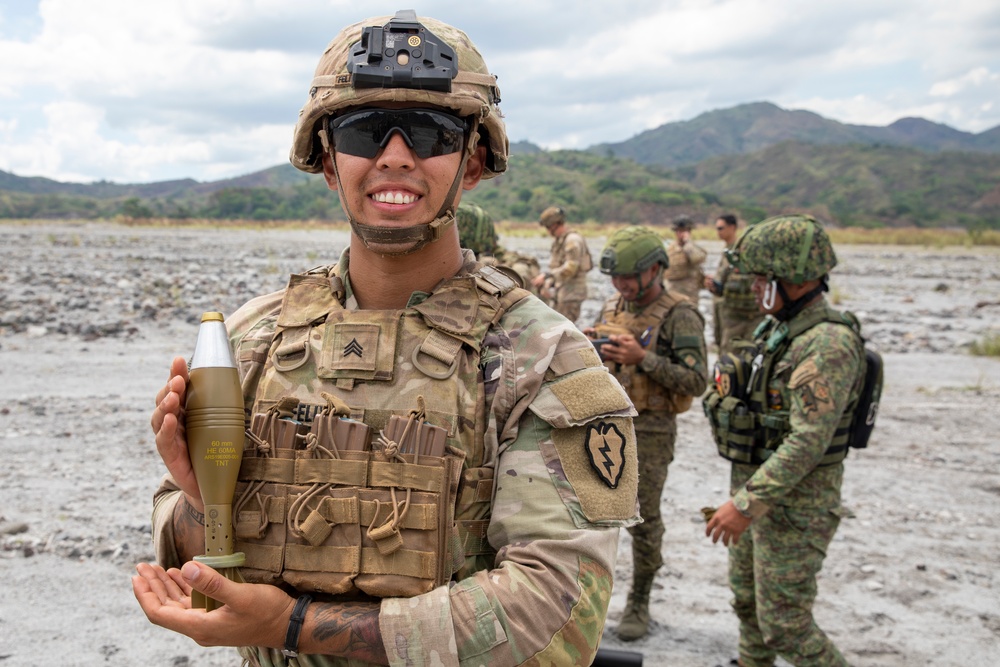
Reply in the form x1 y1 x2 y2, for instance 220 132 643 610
331 109 466 159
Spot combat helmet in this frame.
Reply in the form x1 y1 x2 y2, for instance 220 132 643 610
728 214 837 284
289 11 508 254
600 226 669 276
539 206 566 229
290 10 507 177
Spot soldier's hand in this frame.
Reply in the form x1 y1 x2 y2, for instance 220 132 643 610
599 334 645 366
705 500 752 546
151 356 201 504
132 561 293 649
703 274 715 290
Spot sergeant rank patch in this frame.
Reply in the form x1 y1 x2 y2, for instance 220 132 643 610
584 421 627 489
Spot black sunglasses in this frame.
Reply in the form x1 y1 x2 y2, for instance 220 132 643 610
329 108 469 159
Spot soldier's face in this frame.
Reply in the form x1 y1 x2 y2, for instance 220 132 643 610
612 265 660 304
715 220 737 245
321 105 485 240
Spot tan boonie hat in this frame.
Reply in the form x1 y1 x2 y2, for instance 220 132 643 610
290 10 508 178
539 206 566 228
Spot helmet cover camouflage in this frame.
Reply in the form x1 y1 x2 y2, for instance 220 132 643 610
539 206 566 228
290 11 508 177
456 202 498 256
728 214 837 283
600 225 669 276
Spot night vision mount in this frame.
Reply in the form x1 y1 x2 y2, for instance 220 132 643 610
348 10 458 92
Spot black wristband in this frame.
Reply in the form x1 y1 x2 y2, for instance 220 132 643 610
282 594 312 659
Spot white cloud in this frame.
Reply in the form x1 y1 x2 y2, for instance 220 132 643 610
0 0 998 182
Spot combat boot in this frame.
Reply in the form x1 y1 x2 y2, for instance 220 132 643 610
615 574 654 641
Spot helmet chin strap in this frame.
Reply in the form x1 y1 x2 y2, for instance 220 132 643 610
321 120 480 257
771 277 829 321
631 266 663 302
762 279 779 311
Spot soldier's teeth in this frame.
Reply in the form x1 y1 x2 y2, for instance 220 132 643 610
374 192 415 205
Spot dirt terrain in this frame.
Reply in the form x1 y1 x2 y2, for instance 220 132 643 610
1 222 998 666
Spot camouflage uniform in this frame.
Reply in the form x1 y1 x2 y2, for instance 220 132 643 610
149 11 640 664
454 202 542 294
546 230 592 324
710 249 764 354
664 240 707 304
728 299 862 667
595 293 706 625
593 225 707 640
456 202 499 258
704 215 863 667
152 249 640 667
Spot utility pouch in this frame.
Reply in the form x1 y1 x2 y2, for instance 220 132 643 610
354 414 462 598
234 408 308 586
703 392 757 463
282 408 371 595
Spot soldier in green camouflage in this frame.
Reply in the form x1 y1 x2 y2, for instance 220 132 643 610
585 226 708 641
456 201 542 293
456 201 499 258
531 206 593 323
704 215 764 354
135 11 639 667
703 215 864 667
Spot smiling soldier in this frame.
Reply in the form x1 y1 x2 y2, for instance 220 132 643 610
135 11 638 667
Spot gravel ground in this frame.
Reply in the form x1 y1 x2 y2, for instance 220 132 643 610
1 221 998 666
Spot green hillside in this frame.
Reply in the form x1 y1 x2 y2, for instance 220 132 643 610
2 103 998 229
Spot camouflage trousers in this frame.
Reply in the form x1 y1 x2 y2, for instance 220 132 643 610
626 411 677 578
728 505 847 667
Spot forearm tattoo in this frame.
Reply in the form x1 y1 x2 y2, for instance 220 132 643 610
172 496 205 562
311 601 388 664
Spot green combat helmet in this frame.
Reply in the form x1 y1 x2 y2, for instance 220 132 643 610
456 202 498 257
728 214 837 284
289 10 508 254
599 225 669 276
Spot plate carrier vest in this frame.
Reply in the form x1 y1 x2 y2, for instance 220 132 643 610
598 290 699 414
231 264 529 599
703 304 864 467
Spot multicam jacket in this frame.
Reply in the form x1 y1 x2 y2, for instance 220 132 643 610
547 230 592 302
151 249 639 667
665 240 707 303
727 298 865 518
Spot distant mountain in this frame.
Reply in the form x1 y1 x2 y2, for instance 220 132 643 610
2 102 999 228
592 102 1000 167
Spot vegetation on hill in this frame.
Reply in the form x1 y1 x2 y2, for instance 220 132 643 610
1 103 998 229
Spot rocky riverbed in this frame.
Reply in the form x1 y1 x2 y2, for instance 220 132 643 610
1 221 998 666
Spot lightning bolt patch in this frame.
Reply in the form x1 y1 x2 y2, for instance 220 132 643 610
584 421 627 489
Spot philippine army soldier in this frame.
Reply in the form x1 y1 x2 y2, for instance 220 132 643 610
705 214 763 354
456 201 499 258
585 226 708 641
135 11 639 667
703 215 865 667
530 205 593 323
664 215 708 304
456 201 542 293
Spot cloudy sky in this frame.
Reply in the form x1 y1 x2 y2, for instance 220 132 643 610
1 0 998 184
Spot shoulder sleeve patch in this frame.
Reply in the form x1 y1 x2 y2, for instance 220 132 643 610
549 416 639 525
788 358 820 389
530 367 636 428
